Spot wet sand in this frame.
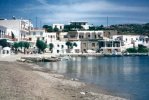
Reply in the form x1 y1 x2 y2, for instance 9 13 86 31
0 55 128 100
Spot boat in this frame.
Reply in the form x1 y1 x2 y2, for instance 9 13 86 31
60 55 72 60
43 57 61 62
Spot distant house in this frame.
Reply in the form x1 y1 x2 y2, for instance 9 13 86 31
52 24 64 31
98 39 122 54
68 30 104 53
112 35 149 51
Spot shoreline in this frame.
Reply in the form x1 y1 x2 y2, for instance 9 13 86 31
0 55 128 100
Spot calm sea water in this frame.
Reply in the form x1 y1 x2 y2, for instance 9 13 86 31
37 56 149 100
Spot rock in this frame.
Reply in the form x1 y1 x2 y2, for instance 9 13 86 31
16 58 26 62
71 78 79 81
80 92 86 95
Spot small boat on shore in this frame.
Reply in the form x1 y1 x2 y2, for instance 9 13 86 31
43 57 61 62
60 55 72 60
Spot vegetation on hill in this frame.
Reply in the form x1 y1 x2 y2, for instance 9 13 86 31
43 23 149 35
109 23 149 35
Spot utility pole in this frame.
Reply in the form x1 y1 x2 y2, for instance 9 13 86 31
36 17 38 28
29 19 31 35
40 20 42 28
107 16 109 28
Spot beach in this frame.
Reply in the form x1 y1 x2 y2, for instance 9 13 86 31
0 55 127 100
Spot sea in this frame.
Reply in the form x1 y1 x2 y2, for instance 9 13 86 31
37 56 149 100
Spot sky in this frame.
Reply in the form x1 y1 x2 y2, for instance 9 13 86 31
0 0 149 27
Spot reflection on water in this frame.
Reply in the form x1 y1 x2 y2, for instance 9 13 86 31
38 56 149 100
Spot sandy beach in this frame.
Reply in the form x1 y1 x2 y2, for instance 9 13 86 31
0 55 127 100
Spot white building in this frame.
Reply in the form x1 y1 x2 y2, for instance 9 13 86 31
99 39 122 54
0 25 20 41
45 32 81 54
112 35 149 51
45 32 57 43
68 30 104 41
1 47 11 55
26 29 46 47
52 24 64 31
59 32 68 41
0 19 33 41
49 41 81 54
0 26 6 38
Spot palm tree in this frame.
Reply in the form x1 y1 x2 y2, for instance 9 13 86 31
49 43 54 53
73 42 77 47
66 41 72 53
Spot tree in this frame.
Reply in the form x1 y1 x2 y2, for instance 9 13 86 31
138 45 148 53
0 39 9 47
36 39 47 53
49 43 54 53
11 32 15 40
126 48 137 53
53 27 59 32
24 42 30 49
63 25 83 31
43 25 53 32
18 41 24 49
89 26 96 30
73 42 77 47
24 42 30 54
66 41 72 53
13 42 19 54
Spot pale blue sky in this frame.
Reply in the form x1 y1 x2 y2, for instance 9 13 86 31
0 0 149 26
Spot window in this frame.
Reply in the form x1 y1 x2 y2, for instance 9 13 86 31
126 38 127 41
83 43 86 47
60 26 62 29
40 32 43 36
42 37 44 40
92 43 95 47
79 35 81 38
29 38 32 41
95 35 96 39
75 49 79 53
61 45 64 49
88 34 90 38
33 32 36 35
57 50 59 53
57 45 59 47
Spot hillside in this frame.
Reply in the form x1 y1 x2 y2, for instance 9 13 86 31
109 23 149 35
